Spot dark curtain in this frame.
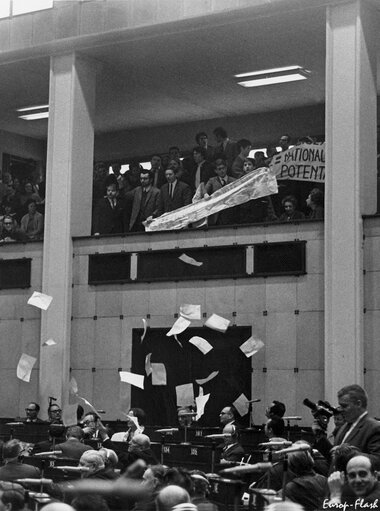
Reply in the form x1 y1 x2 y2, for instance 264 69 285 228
131 326 252 427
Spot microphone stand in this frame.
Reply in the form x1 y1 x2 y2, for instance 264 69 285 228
160 434 165 465
248 402 254 428
211 440 216 473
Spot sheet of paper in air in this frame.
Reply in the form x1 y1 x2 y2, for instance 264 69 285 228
62 404 78 427
42 339 57 347
151 363 167 386
145 353 152 376
176 383 194 407
119 371 144 390
174 335 183 348
233 393 250 417
141 318 147 342
122 412 140 429
180 304 201 321
195 387 210 421
69 377 78 395
17 353 37 382
239 337 264 357
167 317 191 336
77 396 98 413
27 291 53 310
189 336 213 355
195 370 219 385
205 313 230 333
178 253 203 267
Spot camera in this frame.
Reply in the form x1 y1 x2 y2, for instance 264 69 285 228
303 398 338 428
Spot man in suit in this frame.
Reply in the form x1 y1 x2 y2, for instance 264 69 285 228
23 402 45 423
204 158 236 226
195 131 214 162
219 424 244 463
182 146 214 193
213 126 239 172
231 139 252 178
129 170 160 232
93 182 124 235
56 425 92 460
0 439 41 481
157 168 192 217
332 384 380 469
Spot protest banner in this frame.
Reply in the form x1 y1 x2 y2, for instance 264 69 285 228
271 143 325 183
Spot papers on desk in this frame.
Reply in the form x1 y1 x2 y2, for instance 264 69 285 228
180 304 201 321
176 383 194 407
17 353 36 382
178 254 203 267
204 313 230 333
119 371 144 390
27 291 53 310
151 363 167 386
189 336 213 355
239 337 264 358
233 393 250 417
195 371 219 386
167 317 191 336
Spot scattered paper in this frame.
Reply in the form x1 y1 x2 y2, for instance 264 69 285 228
179 253 203 267
141 319 147 342
195 387 210 420
119 371 144 390
43 339 57 347
176 383 194 407
189 336 213 355
62 404 78 427
69 377 78 395
174 334 183 348
27 291 53 311
239 337 264 358
145 353 152 376
17 353 36 382
233 393 250 417
180 304 201 321
205 313 230 333
77 396 98 414
195 370 219 385
167 317 191 336
122 411 140 429
151 363 167 385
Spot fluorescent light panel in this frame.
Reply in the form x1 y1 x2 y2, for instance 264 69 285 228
238 73 307 88
17 104 49 112
235 66 303 78
19 112 49 121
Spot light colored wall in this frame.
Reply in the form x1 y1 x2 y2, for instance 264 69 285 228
71 221 324 423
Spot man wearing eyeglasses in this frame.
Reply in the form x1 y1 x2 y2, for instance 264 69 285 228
23 402 45 423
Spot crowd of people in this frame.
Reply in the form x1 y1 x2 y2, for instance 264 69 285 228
92 129 325 235
0 384 378 510
0 173 45 242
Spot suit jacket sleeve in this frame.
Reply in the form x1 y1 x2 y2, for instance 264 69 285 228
183 183 192 206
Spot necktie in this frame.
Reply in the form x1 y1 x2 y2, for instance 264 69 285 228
169 183 173 198
220 179 225 187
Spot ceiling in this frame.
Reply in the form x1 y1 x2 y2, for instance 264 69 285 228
0 2 377 141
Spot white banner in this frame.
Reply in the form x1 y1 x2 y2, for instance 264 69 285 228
271 143 325 183
146 167 278 232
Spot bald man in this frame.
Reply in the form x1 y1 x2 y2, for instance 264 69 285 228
220 424 244 464
156 485 190 511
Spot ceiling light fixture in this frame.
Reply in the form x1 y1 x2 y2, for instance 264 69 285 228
235 65 311 88
16 104 49 112
19 112 49 121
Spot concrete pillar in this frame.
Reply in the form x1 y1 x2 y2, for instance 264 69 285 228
39 54 96 416
324 0 377 402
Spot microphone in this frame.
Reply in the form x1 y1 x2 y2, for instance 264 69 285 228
16 478 53 485
178 412 197 417
220 462 272 475
6 422 24 426
57 466 90 473
276 444 311 455
247 399 261 403
259 441 292 448
283 416 302 421
205 434 231 439
97 410 106 414
33 451 63 457
155 428 179 433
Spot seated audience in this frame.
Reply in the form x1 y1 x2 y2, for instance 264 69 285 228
20 200 44 240
0 439 41 481
157 168 192 216
231 139 252 178
265 400 286 420
155 485 191 511
306 187 324 219
93 182 124 235
23 401 45 423
56 425 92 459
48 403 63 424
79 450 108 479
163 468 194 495
219 424 245 463
219 405 238 428
71 494 110 511
0 216 26 243
110 407 146 442
189 472 218 511
81 412 103 439
279 195 305 222
97 448 120 480
126 434 158 467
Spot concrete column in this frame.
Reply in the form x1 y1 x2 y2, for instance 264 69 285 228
324 0 377 402
39 54 96 416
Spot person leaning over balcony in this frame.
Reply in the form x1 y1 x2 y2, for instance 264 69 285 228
20 200 44 240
